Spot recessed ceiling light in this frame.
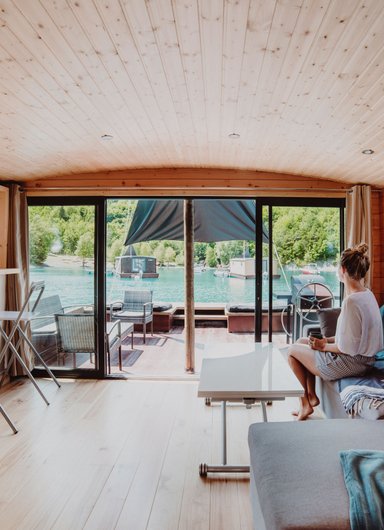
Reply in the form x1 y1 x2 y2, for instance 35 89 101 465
101 134 114 141
228 132 240 139
362 149 374 155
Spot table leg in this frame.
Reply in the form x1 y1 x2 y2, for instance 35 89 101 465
261 401 268 422
199 400 250 477
222 401 227 465
0 404 18 434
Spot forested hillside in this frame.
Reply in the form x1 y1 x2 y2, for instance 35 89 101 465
29 201 340 267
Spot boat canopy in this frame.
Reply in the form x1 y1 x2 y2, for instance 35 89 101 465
124 199 269 245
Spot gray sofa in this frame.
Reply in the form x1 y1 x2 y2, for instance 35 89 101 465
248 419 384 530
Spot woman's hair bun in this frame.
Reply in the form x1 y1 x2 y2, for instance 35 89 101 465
354 242 368 255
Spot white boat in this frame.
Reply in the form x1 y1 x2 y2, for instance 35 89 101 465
194 264 206 273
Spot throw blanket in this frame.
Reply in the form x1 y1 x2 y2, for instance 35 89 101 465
340 450 384 530
340 384 384 417
338 371 384 419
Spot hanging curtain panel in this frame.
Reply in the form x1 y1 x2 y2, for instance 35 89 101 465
346 185 372 288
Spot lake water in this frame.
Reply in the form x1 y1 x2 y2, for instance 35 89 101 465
30 265 340 307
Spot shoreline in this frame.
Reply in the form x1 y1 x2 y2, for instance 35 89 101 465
39 253 96 269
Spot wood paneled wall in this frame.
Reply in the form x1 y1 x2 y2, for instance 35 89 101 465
372 190 384 305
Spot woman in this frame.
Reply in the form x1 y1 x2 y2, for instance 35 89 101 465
288 243 383 420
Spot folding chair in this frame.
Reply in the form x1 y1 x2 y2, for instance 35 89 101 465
0 281 61 432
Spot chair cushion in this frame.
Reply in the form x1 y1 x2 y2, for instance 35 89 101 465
248 419 384 530
153 303 172 312
317 307 341 337
116 310 145 318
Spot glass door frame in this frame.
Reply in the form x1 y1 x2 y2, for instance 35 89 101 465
28 194 346 375
28 196 106 379
254 197 345 343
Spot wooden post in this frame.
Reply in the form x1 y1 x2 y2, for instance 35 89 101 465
184 199 195 373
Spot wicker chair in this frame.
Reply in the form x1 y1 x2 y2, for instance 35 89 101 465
55 313 134 371
55 314 94 369
111 289 153 343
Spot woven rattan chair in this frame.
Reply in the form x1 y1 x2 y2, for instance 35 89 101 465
55 313 134 371
111 289 153 343
55 314 94 369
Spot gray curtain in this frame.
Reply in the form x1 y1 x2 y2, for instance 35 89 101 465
5 184 31 373
346 184 372 288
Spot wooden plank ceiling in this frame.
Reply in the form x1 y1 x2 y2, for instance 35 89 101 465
0 0 384 186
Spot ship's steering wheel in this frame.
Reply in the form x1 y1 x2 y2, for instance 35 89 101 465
295 282 334 322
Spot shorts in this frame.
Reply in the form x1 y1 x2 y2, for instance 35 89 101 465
314 350 375 381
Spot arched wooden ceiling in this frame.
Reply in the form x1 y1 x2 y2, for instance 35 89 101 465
0 0 383 186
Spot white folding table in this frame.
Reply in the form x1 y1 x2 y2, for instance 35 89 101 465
197 343 304 476
0 274 61 433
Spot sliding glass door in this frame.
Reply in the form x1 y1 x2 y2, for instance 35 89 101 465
258 198 344 344
27 195 345 378
28 198 105 377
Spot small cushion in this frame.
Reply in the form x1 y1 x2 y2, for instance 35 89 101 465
317 307 341 337
153 303 172 312
226 304 254 313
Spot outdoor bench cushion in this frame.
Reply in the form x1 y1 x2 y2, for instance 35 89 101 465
226 304 254 313
152 303 173 312
248 419 384 530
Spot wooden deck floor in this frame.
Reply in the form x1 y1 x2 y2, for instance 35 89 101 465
110 326 289 378
0 373 322 530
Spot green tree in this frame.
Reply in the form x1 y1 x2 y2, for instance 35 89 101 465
137 241 152 256
153 242 166 266
108 239 124 264
164 247 176 266
194 242 207 264
29 216 55 265
76 233 94 266
215 241 244 265
206 246 217 267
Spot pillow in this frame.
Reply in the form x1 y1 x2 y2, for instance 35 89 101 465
316 307 341 337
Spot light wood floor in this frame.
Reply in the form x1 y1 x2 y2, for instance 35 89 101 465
0 373 321 530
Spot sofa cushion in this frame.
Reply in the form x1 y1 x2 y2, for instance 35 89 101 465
248 420 384 530
317 307 341 337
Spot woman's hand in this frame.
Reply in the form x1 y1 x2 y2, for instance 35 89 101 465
309 336 327 351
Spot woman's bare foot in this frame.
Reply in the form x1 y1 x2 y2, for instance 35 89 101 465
297 396 314 421
308 393 320 408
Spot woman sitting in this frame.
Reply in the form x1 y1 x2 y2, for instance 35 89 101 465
288 243 383 420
